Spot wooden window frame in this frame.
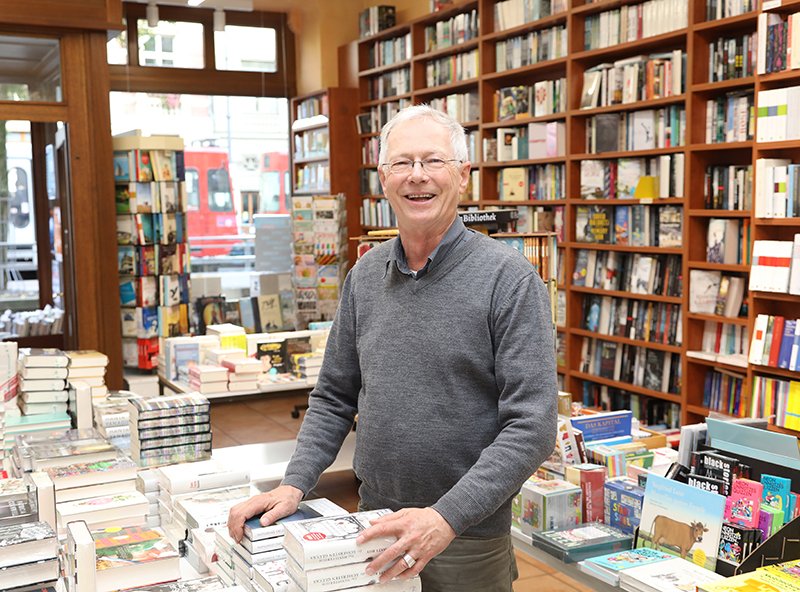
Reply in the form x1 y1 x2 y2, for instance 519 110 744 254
109 2 296 98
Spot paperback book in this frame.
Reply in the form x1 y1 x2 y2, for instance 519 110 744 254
244 498 347 542
282 509 394 569
0 521 58 569
93 526 180 592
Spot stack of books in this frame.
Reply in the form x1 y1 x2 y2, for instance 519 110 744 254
137 468 162 529
291 352 324 386
2 413 71 459
17 348 69 416
128 393 212 466
234 499 348 588
0 342 17 469
66 350 110 398
154 459 250 550
579 547 674 586
213 525 238 586
0 477 36 527
92 391 138 451
0 521 59 590
56 488 150 534
222 357 263 392
13 427 118 473
283 509 422 591
44 455 138 504
188 364 230 395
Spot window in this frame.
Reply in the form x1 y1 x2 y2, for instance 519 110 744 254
207 168 233 212
0 35 61 102
137 20 203 69
185 169 200 210
260 171 281 213
214 26 277 72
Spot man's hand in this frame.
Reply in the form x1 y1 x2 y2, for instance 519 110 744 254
227 485 304 543
358 508 456 582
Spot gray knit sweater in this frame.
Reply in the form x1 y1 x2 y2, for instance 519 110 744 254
282 225 558 538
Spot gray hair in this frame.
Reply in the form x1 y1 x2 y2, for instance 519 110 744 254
378 104 468 165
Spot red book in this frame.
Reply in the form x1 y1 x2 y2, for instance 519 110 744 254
768 316 786 367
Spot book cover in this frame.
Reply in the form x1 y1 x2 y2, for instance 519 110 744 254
637 474 726 571
761 473 792 525
531 522 632 563
587 547 673 572
282 509 394 569
93 526 180 592
245 499 347 542
569 410 632 443
724 478 763 528
620 557 724 591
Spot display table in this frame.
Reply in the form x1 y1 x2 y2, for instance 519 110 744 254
211 431 356 490
159 373 313 400
510 527 619 592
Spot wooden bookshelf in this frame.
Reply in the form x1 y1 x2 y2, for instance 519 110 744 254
289 88 360 263
335 0 800 438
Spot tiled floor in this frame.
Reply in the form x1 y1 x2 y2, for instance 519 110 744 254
210 393 595 592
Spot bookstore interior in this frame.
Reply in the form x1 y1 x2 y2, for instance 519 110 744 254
2 0 800 590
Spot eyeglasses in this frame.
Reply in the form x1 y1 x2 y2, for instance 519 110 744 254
381 158 462 175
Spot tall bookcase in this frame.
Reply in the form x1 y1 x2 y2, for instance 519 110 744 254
342 0 800 439
289 88 361 263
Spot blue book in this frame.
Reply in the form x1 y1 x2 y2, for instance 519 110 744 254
587 547 673 573
244 505 325 541
761 473 792 525
778 320 797 369
637 474 726 571
570 410 632 443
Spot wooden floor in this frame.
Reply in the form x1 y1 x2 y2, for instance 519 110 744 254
210 393 595 592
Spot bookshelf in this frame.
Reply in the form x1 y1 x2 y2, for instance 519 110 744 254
341 0 800 438
289 88 361 263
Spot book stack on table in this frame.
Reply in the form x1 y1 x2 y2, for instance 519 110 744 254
222 358 265 393
0 476 37 526
137 468 162 529
0 520 59 591
234 499 348 590
154 459 250 553
66 350 110 399
17 348 69 417
282 509 421 592
92 390 139 452
128 393 212 467
188 365 230 395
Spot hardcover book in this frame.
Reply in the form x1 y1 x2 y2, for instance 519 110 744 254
285 553 400 592
244 498 347 542
637 474 726 571
45 457 138 490
531 522 632 563
282 509 394 569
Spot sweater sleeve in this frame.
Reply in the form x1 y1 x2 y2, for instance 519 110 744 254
281 271 362 495
431 271 558 535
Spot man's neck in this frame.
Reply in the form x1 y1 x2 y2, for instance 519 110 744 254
398 218 454 271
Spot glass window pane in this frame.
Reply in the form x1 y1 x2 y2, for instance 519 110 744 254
0 120 38 307
214 26 276 72
208 168 233 212
0 35 62 102
137 20 203 69
185 169 200 210
107 22 128 66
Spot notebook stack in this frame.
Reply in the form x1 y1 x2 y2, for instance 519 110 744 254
0 521 59 591
283 510 422 592
234 499 348 590
222 358 263 393
66 350 110 398
128 393 212 466
17 348 69 416
188 365 229 395
154 459 250 551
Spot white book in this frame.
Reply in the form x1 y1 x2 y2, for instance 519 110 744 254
0 520 58 569
619 557 723 592
56 491 149 526
750 239 794 292
19 401 68 415
749 314 770 365
66 350 110 368
18 378 67 392
789 233 800 295
65 520 96 592
283 509 394 570
19 390 69 404
67 366 107 379
286 554 391 592
57 478 137 503
18 348 69 368
17 366 68 380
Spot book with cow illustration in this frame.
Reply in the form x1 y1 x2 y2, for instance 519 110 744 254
636 474 727 571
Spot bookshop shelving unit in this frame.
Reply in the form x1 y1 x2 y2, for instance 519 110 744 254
341 0 800 439
289 88 361 263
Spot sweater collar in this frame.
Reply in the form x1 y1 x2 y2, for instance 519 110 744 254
384 216 468 279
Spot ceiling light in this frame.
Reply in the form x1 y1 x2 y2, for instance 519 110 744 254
146 2 159 27
213 8 226 32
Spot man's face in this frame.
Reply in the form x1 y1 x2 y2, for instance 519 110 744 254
378 117 470 233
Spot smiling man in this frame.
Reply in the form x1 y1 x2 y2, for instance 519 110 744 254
228 106 558 592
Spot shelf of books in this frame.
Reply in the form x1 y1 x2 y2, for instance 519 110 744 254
341 0 800 438
112 132 191 372
290 88 361 265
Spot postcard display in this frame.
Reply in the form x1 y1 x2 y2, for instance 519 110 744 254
113 133 191 370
